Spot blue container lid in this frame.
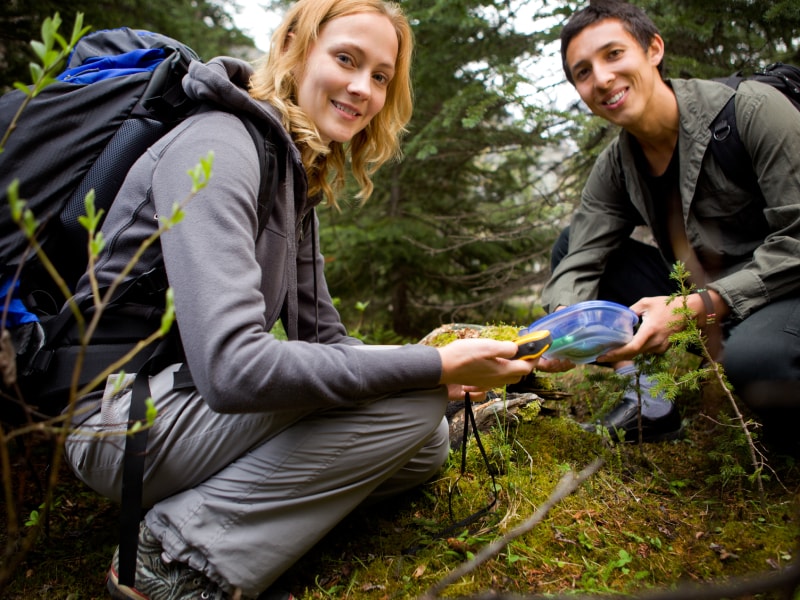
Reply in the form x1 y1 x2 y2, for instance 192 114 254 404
520 300 639 364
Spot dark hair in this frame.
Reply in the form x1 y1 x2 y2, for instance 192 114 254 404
560 0 663 85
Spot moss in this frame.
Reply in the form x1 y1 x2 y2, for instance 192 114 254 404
419 322 520 348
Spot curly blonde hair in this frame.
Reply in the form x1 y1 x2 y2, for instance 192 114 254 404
249 0 414 207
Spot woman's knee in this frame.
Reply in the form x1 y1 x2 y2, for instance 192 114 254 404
428 416 452 469
380 389 449 468
392 386 449 430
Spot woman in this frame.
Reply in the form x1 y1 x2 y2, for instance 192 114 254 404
65 1 536 598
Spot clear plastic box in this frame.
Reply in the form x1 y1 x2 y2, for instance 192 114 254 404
520 300 639 364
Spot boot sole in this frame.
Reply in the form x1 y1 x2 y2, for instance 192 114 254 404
106 565 149 600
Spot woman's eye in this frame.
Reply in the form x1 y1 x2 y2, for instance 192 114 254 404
373 73 389 85
336 53 353 66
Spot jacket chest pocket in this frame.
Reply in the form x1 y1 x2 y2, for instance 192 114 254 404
689 186 768 266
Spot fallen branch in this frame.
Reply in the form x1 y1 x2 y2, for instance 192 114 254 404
447 392 541 449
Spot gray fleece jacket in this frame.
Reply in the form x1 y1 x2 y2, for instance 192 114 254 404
79 57 442 413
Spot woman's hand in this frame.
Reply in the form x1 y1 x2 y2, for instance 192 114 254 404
446 384 489 402
437 338 535 390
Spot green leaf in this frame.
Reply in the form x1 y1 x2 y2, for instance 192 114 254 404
160 202 185 230
29 63 44 83
8 181 23 221
145 397 158 424
159 288 176 335
188 151 215 193
21 208 37 236
25 509 40 527
89 231 106 258
12 82 33 95
30 41 47 61
109 372 128 396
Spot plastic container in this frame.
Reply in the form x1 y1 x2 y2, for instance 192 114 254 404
519 300 639 364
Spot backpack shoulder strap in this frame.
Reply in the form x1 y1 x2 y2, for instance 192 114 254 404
239 116 279 236
708 77 761 194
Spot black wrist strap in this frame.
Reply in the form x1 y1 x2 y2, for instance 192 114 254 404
696 288 716 327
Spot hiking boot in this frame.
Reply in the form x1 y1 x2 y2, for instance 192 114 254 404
106 523 228 600
581 398 683 443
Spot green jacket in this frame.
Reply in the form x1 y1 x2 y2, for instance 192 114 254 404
542 78 800 322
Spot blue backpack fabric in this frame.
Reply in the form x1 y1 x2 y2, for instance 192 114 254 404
709 62 800 194
0 28 276 419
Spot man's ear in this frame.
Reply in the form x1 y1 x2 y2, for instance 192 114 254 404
648 33 665 67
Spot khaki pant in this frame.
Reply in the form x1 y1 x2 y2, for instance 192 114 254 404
66 361 450 596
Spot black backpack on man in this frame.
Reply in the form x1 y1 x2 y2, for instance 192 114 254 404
709 62 800 193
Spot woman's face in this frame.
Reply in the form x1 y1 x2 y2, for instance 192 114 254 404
295 12 398 145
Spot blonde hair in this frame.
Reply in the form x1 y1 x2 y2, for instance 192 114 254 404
249 0 414 207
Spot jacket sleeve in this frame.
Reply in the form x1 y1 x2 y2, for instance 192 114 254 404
709 81 800 321
152 113 442 414
541 142 638 312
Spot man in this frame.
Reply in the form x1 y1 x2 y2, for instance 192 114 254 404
539 0 800 453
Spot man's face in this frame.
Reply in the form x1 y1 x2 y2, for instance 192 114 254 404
565 18 663 129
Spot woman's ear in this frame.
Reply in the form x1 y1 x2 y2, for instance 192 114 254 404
283 31 295 53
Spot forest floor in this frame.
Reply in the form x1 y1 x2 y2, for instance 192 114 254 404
3 345 800 599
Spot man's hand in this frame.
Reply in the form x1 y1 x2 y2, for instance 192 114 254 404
597 294 691 362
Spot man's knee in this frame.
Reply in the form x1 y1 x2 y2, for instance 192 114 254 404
722 301 800 453
724 332 797 406
724 300 800 400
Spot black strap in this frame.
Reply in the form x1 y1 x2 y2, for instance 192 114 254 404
240 116 278 235
117 357 155 586
117 331 188 586
448 392 498 527
709 72 761 195
405 392 498 554
708 91 760 195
